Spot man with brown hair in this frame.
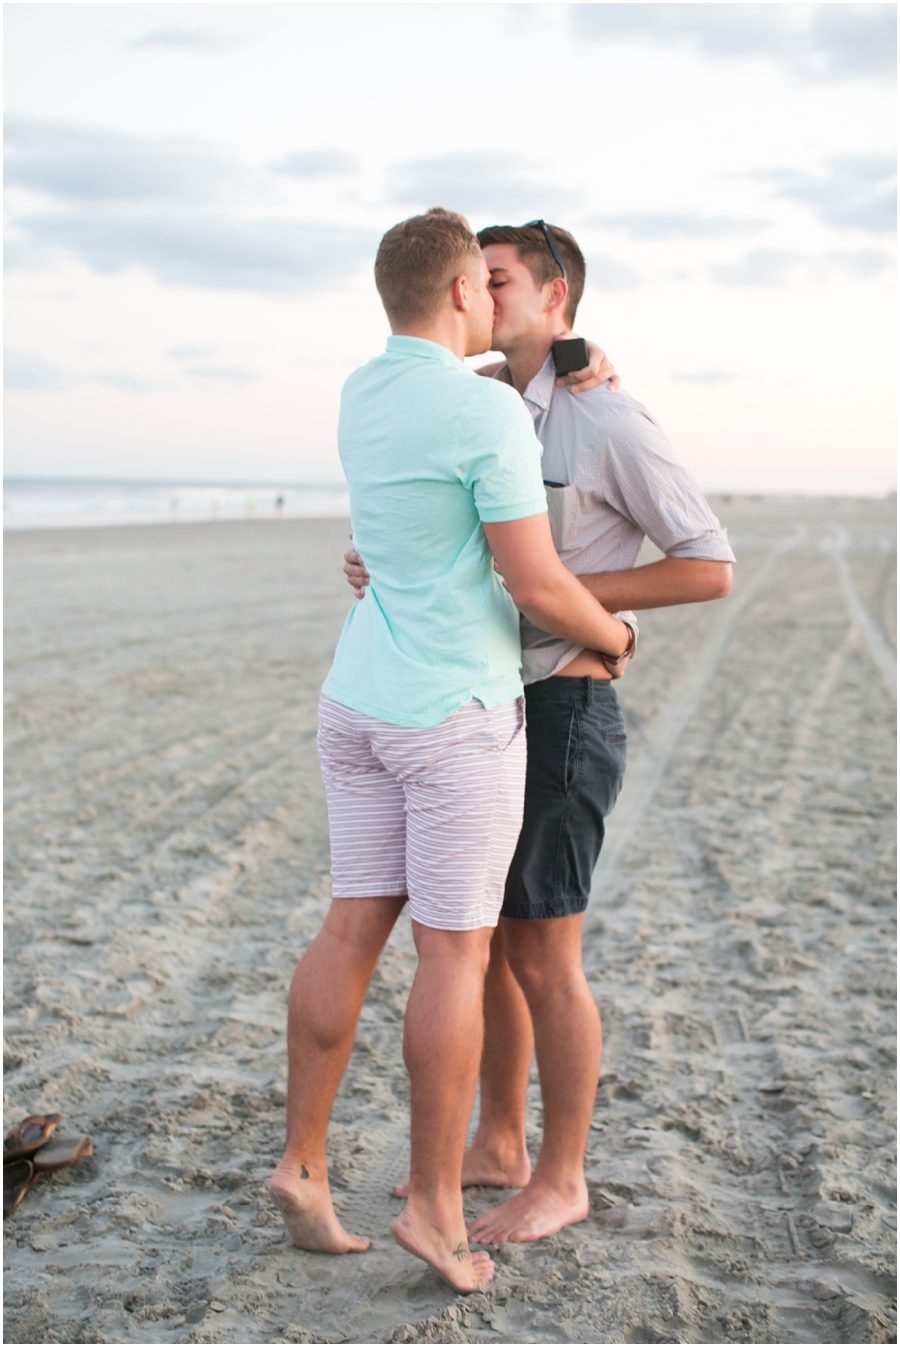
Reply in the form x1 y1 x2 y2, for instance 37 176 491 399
270 208 632 1291
348 219 734 1246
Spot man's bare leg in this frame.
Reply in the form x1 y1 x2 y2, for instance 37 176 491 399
468 913 600 1245
391 921 496 1292
393 921 533 1197
271 894 406 1253
460 923 535 1186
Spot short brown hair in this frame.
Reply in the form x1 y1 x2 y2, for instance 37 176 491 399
375 207 482 326
476 223 586 326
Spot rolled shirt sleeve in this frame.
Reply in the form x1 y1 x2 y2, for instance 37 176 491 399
597 403 736 562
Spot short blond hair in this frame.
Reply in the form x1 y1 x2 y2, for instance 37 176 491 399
375 207 482 326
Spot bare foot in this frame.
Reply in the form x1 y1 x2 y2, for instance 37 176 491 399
392 1204 494 1293
392 1136 531 1198
467 1176 589 1245
270 1163 370 1253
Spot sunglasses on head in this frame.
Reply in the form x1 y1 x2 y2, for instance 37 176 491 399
524 219 567 281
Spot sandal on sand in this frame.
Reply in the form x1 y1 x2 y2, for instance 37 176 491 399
32 1135 93 1173
3 1114 63 1160
3 1159 38 1219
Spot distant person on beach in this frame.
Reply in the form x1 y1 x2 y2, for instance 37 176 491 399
270 208 632 1292
345 221 735 1246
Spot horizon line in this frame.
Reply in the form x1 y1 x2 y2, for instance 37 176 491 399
4 476 349 490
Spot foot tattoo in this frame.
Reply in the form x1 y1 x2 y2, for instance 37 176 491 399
269 1164 370 1254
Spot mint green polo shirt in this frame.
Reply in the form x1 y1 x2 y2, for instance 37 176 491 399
322 336 547 727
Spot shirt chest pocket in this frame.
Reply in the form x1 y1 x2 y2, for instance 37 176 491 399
544 483 579 557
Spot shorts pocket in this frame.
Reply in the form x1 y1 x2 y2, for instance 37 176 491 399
491 696 526 754
594 687 627 743
563 708 583 792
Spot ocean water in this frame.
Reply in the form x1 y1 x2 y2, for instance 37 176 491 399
3 479 350 531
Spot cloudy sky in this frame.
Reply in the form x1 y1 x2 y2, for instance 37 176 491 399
4 2 896 494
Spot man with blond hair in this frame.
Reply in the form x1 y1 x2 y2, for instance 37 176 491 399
270 208 631 1292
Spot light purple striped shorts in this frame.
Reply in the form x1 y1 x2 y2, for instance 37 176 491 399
317 694 527 931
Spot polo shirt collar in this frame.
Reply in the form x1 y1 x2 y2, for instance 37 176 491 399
386 335 465 369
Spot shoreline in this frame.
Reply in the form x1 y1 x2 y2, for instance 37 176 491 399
4 491 896 537
3 514 353 536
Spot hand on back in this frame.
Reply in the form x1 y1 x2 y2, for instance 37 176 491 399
474 342 619 392
554 338 620 393
344 539 370 599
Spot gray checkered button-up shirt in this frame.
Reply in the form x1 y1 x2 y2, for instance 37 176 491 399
495 356 735 683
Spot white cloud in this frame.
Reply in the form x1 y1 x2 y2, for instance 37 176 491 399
762 155 896 234
14 208 374 295
571 3 897 81
5 117 375 295
671 369 736 385
183 364 259 386
585 254 643 291
273 151 359 179
710 246 894 286
5 351 76 392
5 115 238 202
92 370 169 393
824 249 894 279
589 213 765 241
5 350 168 394
711 249 809 286
390 153 580 221
128 27 237 52
168 344 218 360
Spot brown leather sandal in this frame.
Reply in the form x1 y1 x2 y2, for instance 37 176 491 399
3 1113 62 1160
32 1135 93 1173
3 1159 38 1218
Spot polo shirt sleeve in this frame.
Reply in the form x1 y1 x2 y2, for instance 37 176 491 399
456 380 548 524
598 402 735 562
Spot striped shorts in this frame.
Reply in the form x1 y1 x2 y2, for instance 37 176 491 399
317 694 527 931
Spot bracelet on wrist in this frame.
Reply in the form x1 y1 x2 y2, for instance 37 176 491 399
602 620 636 665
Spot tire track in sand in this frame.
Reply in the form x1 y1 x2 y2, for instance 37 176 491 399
827 524 896 696
592 525 806 895
579 519 895 1343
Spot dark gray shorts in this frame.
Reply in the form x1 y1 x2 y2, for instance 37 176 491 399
501 677 627 921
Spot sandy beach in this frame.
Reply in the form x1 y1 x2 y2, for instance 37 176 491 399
3 497 896 1345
